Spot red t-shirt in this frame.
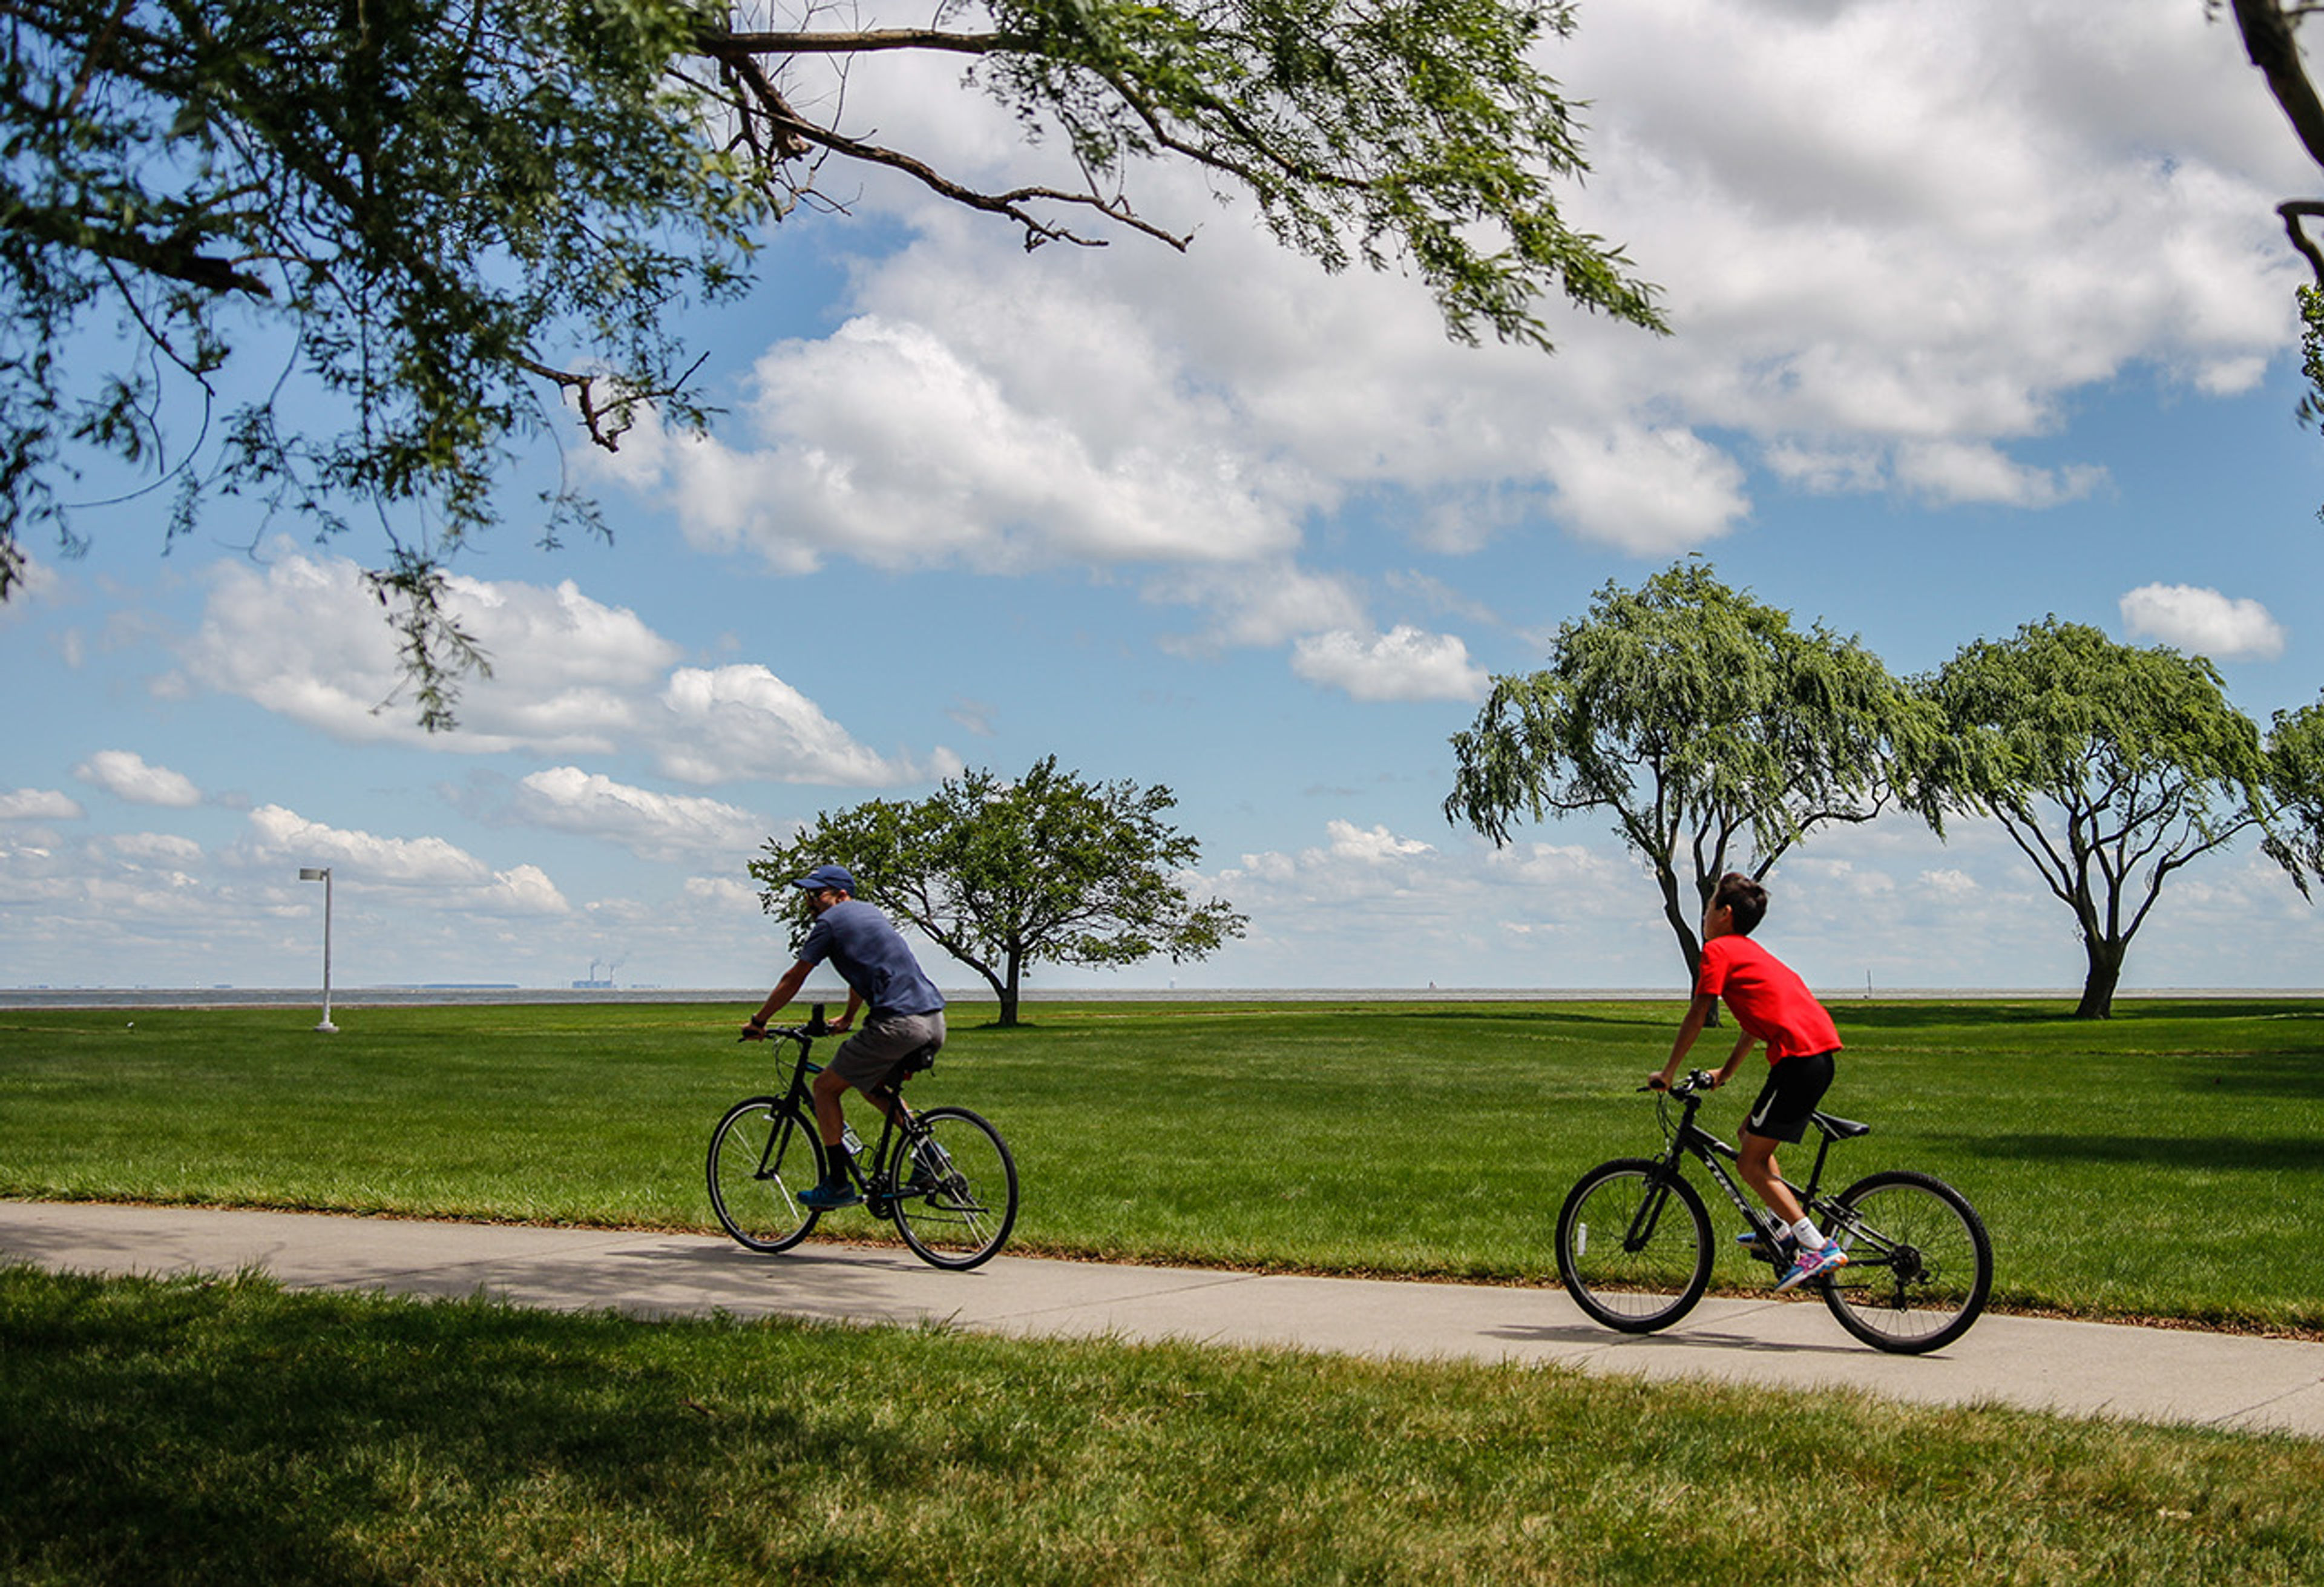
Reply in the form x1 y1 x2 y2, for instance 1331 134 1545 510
1696 935 1840 1062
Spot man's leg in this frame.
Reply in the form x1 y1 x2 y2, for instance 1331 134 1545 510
800 1068 861 1206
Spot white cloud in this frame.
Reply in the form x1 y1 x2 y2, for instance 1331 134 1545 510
619 314 1317 577
607 0 2300 614
0 789 84 821
174 549 677 754
170 546 940 788
1153 564 1370 654
1327 820 1438 864
655 666 950 786
1292 626 1491 702
75 750 201 808
2119 583 2288 661
1540 426 1753 551
1892 442 2108 508
506 767 769 861
237 804 570 915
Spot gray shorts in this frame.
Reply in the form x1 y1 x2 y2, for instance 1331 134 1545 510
828 1008 946 1093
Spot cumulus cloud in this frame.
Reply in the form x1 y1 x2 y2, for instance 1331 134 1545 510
169 546 942 787
172 549 678 754
0 789 84 821
2119 583 2288 661
75 750 201 808
597 0 2297 619
1292 626 1491 702
238 804 570 914
655 666 951 786
502 767 769 861
614 314 1319 578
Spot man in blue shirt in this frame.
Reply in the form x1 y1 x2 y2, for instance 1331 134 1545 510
743 864 947 1209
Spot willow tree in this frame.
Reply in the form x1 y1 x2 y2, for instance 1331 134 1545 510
1445 561 1931 989
2223 1 2324 468
1915 620 2274 1019
3 0 1663 724
751 757 1246 1025
2261 694 2324 897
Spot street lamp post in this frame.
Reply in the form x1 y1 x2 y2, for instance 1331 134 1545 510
297 867 339 1033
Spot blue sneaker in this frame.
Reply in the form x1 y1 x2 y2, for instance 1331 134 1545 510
1776 1242 1848 1293
798 1180 861 1211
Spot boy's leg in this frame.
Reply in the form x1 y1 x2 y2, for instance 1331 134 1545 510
1737 1132 1808 1227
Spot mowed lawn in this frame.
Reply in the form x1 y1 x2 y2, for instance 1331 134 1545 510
2 996 2318 1331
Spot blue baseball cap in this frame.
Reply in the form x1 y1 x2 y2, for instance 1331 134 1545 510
789 864 856 895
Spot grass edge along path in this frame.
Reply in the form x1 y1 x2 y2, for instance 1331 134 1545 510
4 1264 2322 1587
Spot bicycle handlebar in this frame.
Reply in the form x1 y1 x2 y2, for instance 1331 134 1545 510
1640 1069 1718 1097
738 1003 832 1043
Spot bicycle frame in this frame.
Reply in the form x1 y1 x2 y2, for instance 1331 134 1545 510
749 1017 927 1215
1643 1076 1842 1246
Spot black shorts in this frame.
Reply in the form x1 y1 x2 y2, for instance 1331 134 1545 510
1741 1050 1836 1145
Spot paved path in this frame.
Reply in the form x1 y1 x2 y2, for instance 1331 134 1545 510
5 1200 2320 1439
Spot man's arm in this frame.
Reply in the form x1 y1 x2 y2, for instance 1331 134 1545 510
1652 992 1722 1089
745 961 812 1036
830 988 864 1032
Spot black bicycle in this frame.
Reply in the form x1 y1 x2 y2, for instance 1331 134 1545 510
1555 1069 1992 1353
707 1006 1019 1270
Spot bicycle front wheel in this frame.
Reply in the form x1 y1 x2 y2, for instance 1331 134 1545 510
1555 1158 1713 1333
891 1106 1019 1271
1819 1169 1992 1354
707 1097 826 1253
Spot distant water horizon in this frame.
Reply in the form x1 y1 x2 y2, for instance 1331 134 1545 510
3 984 2316 1010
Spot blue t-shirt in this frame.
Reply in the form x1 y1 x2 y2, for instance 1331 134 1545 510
795 899 945 1016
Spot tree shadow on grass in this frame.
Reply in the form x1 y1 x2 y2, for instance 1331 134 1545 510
0 1269 909 1585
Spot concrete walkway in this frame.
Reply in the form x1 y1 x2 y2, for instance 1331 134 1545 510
5 1200 2320 1439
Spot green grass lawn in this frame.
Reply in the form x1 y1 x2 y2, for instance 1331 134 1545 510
2 997 2320 1329
5 1265 2320 1587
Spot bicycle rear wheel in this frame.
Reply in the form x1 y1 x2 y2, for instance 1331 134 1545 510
1818 1169 1992 1353
891 1106 1018 1271
1555 1158 1713 1333
707 1097 826 1253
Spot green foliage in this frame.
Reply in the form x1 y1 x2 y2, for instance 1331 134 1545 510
4 0 1663 725
1914 619 2273 1018
2 0 758 718
10 1267 2323 1587
966 0 1665 347
1445 560 1931 979
749 756 1247 1023
2263 694 2324 895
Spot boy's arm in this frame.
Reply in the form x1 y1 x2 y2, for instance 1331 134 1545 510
1710 1028 1758 1088
1651 993 1723 1089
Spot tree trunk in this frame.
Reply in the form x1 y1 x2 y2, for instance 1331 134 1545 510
1655 862 1716 1024
997 953 1023 1028
2075 937 2125 1019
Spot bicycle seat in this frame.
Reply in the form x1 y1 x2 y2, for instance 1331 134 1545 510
868 1043 942 1102
1810 1111 1871 1140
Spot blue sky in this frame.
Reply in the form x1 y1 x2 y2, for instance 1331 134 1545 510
5 0 2323 999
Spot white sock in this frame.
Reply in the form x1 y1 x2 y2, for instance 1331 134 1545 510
1791 1218 1827 1250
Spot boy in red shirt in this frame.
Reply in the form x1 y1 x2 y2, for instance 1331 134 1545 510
1649 871 1848 1293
